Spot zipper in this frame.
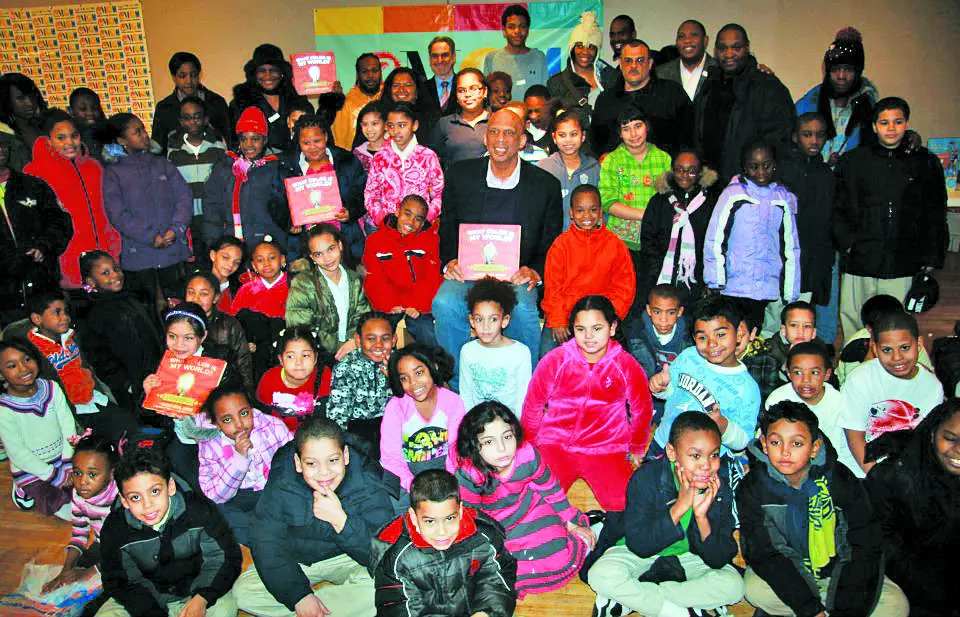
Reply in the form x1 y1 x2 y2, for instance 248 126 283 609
73 160 101 247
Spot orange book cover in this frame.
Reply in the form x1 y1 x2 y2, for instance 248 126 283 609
142 351 227 418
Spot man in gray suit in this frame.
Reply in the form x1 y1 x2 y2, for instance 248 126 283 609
655 19 716 102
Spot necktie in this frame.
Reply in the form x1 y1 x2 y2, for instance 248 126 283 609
440 80 449 108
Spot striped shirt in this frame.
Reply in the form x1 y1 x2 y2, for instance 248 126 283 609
69 480 118 551
197 408 292 504
167 130 227 215
457 442 588 599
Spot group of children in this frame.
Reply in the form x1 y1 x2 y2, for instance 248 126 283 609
0 6 955 617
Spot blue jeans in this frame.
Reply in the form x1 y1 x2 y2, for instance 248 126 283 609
816 254 840 347
432 279 542 391
387 311 437 347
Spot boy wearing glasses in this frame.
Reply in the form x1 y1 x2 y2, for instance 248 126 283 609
166 96 227 262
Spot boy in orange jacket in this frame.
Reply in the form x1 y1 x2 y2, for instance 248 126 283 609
541 184 635 356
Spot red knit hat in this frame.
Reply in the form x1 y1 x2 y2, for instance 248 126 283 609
235 106 268 136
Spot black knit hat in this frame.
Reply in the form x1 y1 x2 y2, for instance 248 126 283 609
824 27 864 72
244 43 291 79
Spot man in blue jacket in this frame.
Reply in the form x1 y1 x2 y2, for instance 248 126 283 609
234 417 394 617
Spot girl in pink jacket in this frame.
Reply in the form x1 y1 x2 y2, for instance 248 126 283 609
380 343 465 494
363 102 443 229
522 295 653 511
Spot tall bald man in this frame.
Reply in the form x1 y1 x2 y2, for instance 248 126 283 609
433 109 563 388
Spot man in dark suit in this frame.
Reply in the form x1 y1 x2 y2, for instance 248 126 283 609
433 109 563 387
424 36 459 117
655 19 717 103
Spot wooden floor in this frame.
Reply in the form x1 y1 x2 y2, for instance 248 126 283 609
3 252 959 616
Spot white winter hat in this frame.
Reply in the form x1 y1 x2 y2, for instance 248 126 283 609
568 11 602 51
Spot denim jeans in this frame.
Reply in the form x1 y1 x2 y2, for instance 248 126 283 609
431 279 542 391
386 311 437 347
815 254 840 347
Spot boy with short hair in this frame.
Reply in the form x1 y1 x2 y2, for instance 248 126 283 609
585 412 744 617
234 416 394 617
741 301 818 405
631 284 692 422
542 184 635 356
738 401 909 617
483 4 548 89
97 446 242 617
523 84 553 150
650 295 761 460
841 310 944 475
766 340 862 476
370 469 517 617
834 96 948 336
459 277 532 417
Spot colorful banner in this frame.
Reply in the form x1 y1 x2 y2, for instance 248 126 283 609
0 1 155 128
314 1 602 90
928 138 960 207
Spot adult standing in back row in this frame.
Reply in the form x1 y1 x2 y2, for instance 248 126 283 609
694 24 795 182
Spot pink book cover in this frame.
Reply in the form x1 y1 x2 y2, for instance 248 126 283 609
142 351 227 418
290 52 337 95
457 224 522 281
285 172 343 226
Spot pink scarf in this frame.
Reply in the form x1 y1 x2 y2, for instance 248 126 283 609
657 190 706 288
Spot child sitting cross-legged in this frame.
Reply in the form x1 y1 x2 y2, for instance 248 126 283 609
456 401 594 599
541 183 635 358
198 384 292 546
743 300 820 403
370 468 518 617
585 412 744 617
739 401 909 617
234 416 394 617
630 284 692 423
766 341 863 477
459 277 533 418
97 443 242 617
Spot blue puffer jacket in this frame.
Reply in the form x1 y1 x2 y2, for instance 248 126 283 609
101 150 193 271
795 78 878 161
703 175 801 302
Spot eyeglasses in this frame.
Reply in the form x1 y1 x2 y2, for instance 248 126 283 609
672 166 700 176
456 85 484 95
179 113 204 122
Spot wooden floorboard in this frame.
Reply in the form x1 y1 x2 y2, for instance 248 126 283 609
3 252 958 616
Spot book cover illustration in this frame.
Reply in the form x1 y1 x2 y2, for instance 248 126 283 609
290 51 337 95
457 223 521 281
142 351 227 418
285 171 344 226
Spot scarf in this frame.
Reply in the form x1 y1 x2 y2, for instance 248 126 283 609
657 188 706 288
806 475 837 578
228 151 276 240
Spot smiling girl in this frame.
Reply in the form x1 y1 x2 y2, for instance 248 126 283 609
537 108 600 230
434 68 491 168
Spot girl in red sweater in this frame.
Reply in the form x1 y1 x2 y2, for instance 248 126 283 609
361 194 442 346
231 238 287 379
256 326 332 431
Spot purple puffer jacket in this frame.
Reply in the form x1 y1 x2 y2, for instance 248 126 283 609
102 150 193 271
703 175 801 302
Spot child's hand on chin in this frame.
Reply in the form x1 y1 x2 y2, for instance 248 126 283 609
295 594 331 617
234 430 252 457
312 486 347 531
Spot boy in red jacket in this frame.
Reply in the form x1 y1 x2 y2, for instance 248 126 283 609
541 184 635 356
362 195 442 346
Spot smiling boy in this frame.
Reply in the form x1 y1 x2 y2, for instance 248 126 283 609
98 446 242 617
370 469 517 617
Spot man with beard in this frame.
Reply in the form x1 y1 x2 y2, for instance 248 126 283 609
656 20 717 103
331 53 383 149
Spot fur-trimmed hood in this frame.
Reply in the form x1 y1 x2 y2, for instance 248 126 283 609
654 166 718 194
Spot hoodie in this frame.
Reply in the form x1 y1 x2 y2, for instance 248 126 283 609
738 435 883 617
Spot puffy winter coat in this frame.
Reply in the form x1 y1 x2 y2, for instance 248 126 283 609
362 222 442 314
522 338 652 455
370 507 518 617
278 145 368 224
704 175 801 302
834 142 947 278
285 259 371 355
102 150 193 271
24 138 121 288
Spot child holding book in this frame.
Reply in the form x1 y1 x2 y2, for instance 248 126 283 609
457 402 593 598
0 339 77 518
370 469 518 617
541 184 635 357
459 277 533 418
198 384 292 545
362 194 443 346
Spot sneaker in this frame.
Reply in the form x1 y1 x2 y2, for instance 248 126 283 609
591 596 624 617
12 483 34 510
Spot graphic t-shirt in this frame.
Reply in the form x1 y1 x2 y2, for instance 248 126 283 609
402 408 451 477
840 359 944 444
459 339 532 418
